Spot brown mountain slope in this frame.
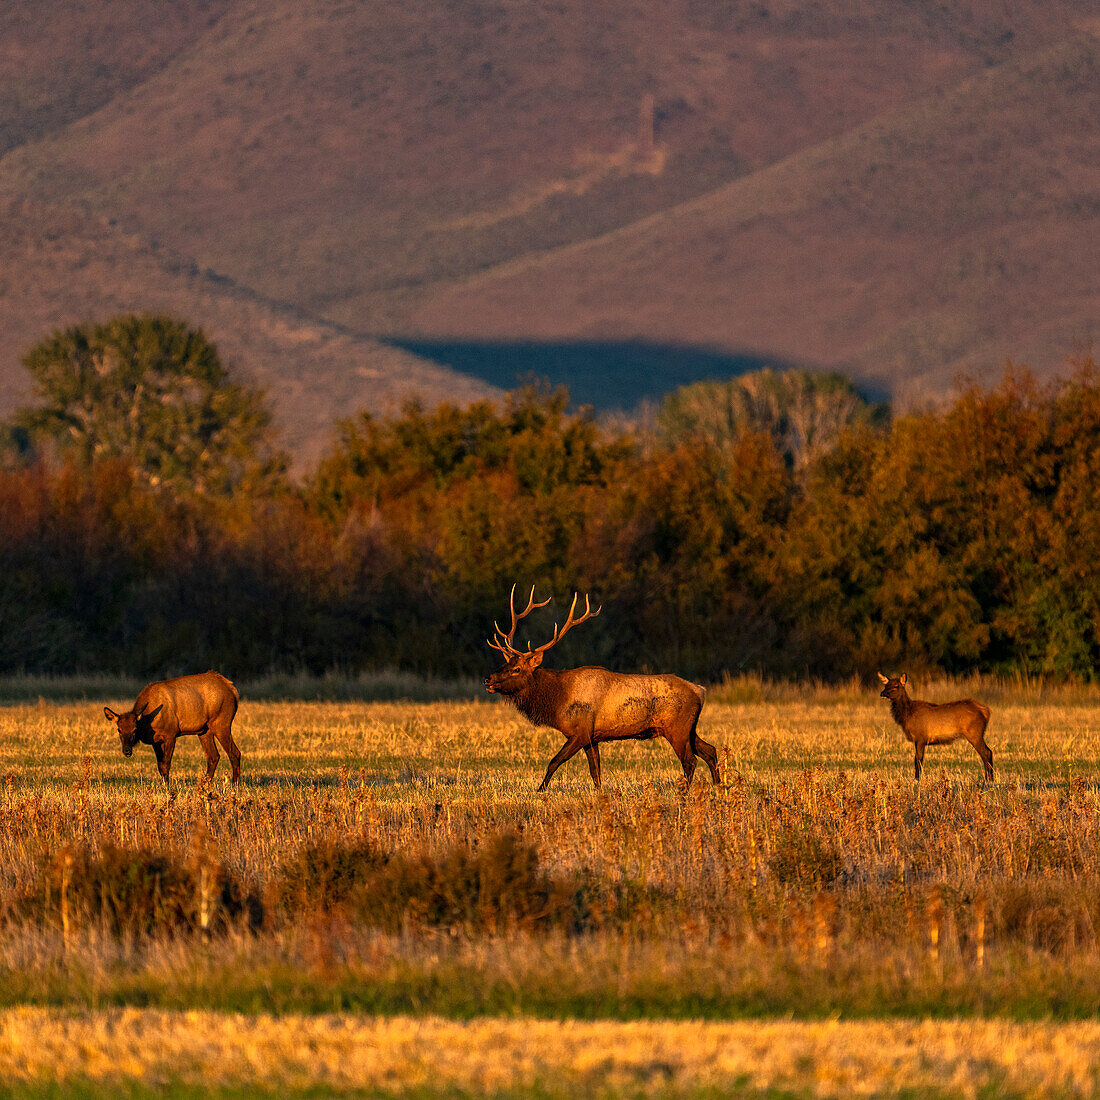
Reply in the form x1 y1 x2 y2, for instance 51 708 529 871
0 0 1097 460
0 0 229 155
0 197 496 469
3 0 1092 330
404 32 1100 405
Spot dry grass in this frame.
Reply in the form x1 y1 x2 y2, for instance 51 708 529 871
3 691 1100 1091
5 1009 1100 1097
4 694 1100 917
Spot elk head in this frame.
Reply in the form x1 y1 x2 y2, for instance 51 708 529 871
877 671 908 700
483 585 601 697
104 702 162 756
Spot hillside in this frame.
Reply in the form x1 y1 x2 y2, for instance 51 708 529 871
404 32 1100 406
0 196 495 468
0 0 1097 457
0 1 229 156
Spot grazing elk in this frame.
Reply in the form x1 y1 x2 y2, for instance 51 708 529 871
483 586 720 791
104 670 241 786
877 672 993 781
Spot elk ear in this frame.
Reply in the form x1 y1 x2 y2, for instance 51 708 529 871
104 707 118 722
899 673 907 686
143 703 164 723
526 650 544 669
876 672 888 685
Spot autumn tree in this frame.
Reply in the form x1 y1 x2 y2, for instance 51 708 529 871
657 368 886 470
14 313 284 494
778 365 1100 677
310 383 632 513
4 364 1100 680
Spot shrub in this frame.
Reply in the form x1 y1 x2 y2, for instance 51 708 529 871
768 821 843 886
405 829 577 931
998 883 1097 955
24 844 261 936
270 838 389 916
274 830 590 933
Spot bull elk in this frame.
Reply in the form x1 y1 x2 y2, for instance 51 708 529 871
104 670 242 786
483 586 720 790
877 672 993 781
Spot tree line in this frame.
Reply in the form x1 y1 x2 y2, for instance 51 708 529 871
2 314 1098 680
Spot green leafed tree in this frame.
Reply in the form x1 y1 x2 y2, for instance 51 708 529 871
657 368 887 470
15 313 284 493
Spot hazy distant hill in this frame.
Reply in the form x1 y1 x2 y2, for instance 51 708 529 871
0 0 1097 458
0 195 495 468
0 1 228 156
406 33 1100 406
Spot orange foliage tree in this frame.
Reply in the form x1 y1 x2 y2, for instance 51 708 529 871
3 364 1100 679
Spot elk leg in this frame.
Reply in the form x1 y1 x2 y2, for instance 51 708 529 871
913 741 925 781
692 734 721 785
199 730 220 781
153 737 176 786
537 735 586 792
675 739 697 786
972 736 994 782
152 740 166 781
212 722 242 784
582 743 602 790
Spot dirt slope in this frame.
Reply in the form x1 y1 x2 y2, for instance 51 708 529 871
405 32 1100 405
0 0 1096 457
0 197 494 469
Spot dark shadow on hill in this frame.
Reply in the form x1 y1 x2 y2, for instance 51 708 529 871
387 339 804 409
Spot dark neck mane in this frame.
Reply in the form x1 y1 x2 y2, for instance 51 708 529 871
889 690 915 726
509 668 559 727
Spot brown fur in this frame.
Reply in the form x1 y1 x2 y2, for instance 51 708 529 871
105 670 241 786
877 672 993 781
485 647 717 792
484 587 718 790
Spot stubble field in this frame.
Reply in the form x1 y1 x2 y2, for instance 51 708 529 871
3 682 1100 1096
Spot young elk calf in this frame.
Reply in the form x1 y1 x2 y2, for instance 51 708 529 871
877 672 993 781
105 670 241 786
483 586 720 791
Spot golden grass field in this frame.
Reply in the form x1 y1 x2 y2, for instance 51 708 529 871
5 1010 1100 1097
3 684 1100 1096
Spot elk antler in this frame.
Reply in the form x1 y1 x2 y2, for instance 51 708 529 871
530 592 602 656
487 584 552 657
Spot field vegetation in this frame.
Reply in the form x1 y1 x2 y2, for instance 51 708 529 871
2 690 1100 1092
5 365 1100 681
8 1011 1100 1097
5 331 1100 1091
